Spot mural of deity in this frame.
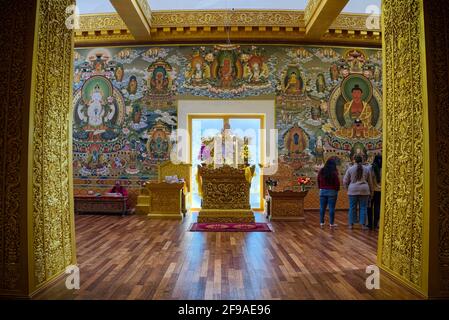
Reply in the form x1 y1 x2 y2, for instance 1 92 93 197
152 68 169 92
314 135 325 165
182 45 273 97
132 103 142 124
127 75 138 94
185 52 210 85
209 46 243 88
247 55 268 83
284 124 308 155
330 63 339 81
329 74 382 139
345 49 366 73
147 122 171 161
283 68 303 95
316 73 326 93
148 59 172 94
219 58 235 88
77 76 115 131
374 65 381 82
115 65 124 82
350 142 368 162
72 45 382 197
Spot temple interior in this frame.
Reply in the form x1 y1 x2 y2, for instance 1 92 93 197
0 0 448 301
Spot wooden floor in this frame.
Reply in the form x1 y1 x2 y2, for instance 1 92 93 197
35 211 420 300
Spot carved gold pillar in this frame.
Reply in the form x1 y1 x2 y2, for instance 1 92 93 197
379 0 449 298
0 0 76 297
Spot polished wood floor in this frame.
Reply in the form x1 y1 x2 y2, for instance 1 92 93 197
35 211 420 300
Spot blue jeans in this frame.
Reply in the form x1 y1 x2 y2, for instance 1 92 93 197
319 189 338 225
349 195 369 226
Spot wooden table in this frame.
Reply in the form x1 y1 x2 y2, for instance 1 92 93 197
267 190 308 221
74 195 128 215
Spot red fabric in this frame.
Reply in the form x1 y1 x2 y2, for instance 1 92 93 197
317 170 340 191
110 186 128 197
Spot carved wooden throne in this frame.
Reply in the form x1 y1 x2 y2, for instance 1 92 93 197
197 164 255 223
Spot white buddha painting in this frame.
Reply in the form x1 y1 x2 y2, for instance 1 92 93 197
86 84 105 127
77 79 116 131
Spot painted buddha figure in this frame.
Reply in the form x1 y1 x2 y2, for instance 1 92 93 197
220 58 233 88
284 72 302 95
337 84 380 138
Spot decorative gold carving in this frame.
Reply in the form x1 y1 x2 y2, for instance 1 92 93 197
197 215 255 223
268 190 307 221
137 162 191 217
31 0 76 287
304 0 321 24
379 0 425 290
330 13 381 32
146 182 185 219
74 11 381 46
136 0 152 25
151 10 304 27
424 1 449 294
197 165 255 223
321 30 381 44
78 13 128 31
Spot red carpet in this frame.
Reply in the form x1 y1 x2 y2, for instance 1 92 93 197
189 222 272 232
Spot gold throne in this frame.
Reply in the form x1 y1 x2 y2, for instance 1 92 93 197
136 161 191 219
197 164 255 223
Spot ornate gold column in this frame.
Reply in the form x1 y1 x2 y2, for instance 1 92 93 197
0 0 76 297
379 0 449 298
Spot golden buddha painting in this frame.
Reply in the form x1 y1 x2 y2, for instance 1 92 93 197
281 66 304 96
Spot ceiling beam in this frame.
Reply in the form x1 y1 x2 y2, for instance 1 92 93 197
110 0 152 40
304 0 349 40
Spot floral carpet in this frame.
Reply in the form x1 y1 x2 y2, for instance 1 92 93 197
189 222 272 232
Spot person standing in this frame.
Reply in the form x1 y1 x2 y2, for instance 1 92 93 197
317 158 340 228
343 155 373 229
367 155 382 230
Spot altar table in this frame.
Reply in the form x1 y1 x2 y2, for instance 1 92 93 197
266 190 307 221
74 195 128 215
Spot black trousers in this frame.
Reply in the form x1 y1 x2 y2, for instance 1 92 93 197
367 191 381 229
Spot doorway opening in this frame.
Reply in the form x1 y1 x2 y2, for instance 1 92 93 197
189 114 265 211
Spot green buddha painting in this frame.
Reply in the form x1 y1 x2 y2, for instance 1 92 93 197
331 74 381 139
342 84 373 130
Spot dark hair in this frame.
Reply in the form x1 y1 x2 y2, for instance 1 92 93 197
352 84 363 93
372 154 382 183
320 158 337 185
354 155 364 181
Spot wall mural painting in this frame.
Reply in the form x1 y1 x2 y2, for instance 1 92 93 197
73 45 382 198
73 47 178 191
181 45 276 98
276 47 382 180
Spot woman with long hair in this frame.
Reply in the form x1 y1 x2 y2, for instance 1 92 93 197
343 155 373 229
367 154 382 230
317 158 340 228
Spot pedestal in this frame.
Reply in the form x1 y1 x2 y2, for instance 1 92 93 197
267 190 308 221
146 182 186 219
